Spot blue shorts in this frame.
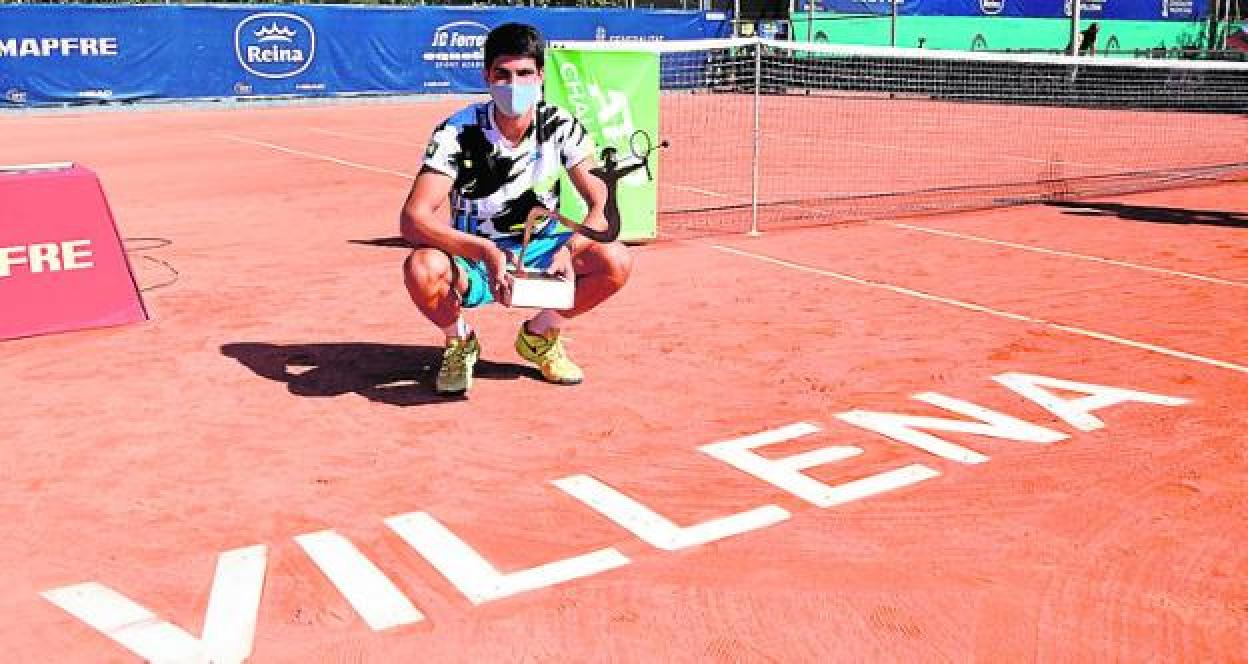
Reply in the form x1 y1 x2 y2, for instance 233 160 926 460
454 226 573 308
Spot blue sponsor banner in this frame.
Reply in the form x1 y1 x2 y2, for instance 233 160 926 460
0 5 729 106
0 6 176 104
797 0 1211 21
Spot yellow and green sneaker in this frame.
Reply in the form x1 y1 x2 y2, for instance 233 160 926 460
435 333 480 395
515 323 583 385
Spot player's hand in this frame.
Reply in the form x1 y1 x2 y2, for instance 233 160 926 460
483 245 515 305
547 247 574 282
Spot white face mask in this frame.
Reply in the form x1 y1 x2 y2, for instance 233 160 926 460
489 81 542 118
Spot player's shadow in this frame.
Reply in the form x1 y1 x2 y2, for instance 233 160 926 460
350 237 412 249
1047 201 1248 228
221 342 534 406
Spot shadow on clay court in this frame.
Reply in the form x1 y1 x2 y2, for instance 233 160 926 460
1048 201 1248 228
221 342 535 406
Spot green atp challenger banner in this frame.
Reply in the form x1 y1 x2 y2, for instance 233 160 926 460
544 49 660 242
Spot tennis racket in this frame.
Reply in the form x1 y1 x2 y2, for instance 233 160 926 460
629 129 669 181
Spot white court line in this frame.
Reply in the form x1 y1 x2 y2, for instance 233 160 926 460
815 465 943 507
223 133 746 207
664 182 743 200
552 474 790 551
310 126 427 148
41 546 267 664
300 126 736 200
218 133 415 179
871 107 1214 138
886 222 1248 288
838 139 1126 172
300 128 742 204
294 530 425 631
298 123 755 206
384 512 629 605
709 243 1248 375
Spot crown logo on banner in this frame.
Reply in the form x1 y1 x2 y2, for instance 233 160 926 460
255 23 297 42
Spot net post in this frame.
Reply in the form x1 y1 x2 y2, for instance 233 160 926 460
891 0 898 48
1069 0 1081 56
748 39 763 237
809 0 816 46
1222 0 1232 50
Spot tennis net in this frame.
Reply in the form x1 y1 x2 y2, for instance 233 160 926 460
558 38 1248 237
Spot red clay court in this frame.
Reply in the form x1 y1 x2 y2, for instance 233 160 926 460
2 98 1247 662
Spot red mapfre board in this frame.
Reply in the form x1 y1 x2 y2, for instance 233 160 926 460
0 163 147 341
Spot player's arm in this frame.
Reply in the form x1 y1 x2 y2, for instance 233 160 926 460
399 167 494 261
402 119 498 261
557 112 609 235
400 168 515 302
566 159 609 233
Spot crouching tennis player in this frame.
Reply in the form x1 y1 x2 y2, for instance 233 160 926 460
399 23 633 396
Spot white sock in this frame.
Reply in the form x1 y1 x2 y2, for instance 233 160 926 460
441 317 472 340
527 309 564 336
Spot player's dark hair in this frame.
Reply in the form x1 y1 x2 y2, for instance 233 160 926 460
484 23 545 72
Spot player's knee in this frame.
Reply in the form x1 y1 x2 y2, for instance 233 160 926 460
599 242 632 290
404 248 452 292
